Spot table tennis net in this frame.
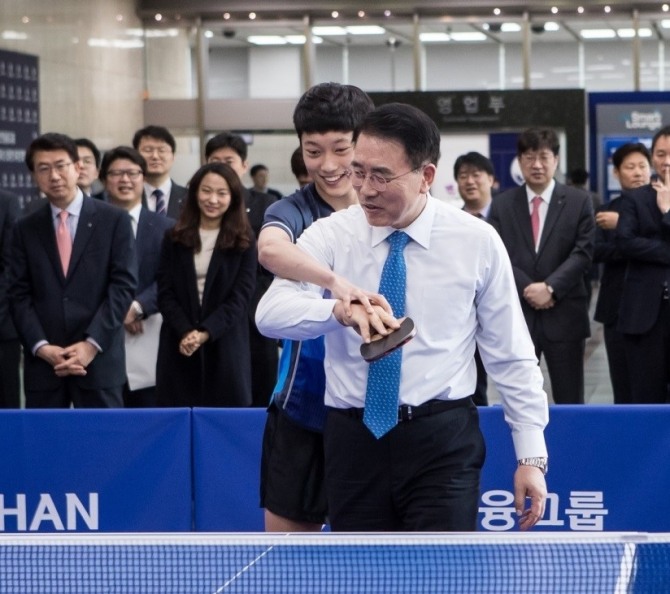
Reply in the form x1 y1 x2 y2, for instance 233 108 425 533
1 532 669 593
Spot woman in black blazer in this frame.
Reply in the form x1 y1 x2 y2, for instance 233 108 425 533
156 162 256 407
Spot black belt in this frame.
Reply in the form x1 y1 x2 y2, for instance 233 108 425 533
330 397 472 423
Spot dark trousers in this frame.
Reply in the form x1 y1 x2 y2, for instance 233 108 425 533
123 384 157 408
324 399 485 532
0 339 21 408
624 302 670 404
532 335 585 404
603 324 632 404
249 322 278 407
26 380 123 408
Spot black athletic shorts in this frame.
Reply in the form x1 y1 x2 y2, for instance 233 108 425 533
260 403 328 524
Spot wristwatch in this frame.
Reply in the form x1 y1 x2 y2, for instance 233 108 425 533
518 457 548 475
131 301 144 320
545 284 555 297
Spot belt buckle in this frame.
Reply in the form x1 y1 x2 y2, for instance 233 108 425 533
398 405 413 422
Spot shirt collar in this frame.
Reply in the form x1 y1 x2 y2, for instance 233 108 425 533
128 203 142 224
144 179 173 197
525 179 556 204
50 188 84 218
370 194 435 250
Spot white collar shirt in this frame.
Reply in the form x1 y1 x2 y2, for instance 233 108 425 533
256 196 548 458
525 179 555 250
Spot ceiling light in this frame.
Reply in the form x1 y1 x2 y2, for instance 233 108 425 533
664 4 670 12
500 23 521 32
450 32 487 41
662 19 670 28
384 10 392 17
604 6 611 13
577 6 584 13
551 7 559 14
493 8 501 16
358 11 365 18
617 28 652 38
312 26 347 35
2 31 28 40
247 35 287 45
249 12 256 20
154 13 162 22
116 15 124 22
285 35 323 44
544 22 560 32
580 28 616 38
331 11 339 18
420 32 450 42
346 25 385 35
223 13 231 20
204 30 214 38
21 16 30 24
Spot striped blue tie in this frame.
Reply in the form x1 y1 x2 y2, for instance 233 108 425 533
363 231 411 439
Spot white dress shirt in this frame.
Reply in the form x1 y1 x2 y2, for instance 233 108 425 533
256 197 548 458
144 179 173 212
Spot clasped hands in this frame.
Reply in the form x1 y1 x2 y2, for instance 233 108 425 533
37 341 98 377
523 282 555 311
179 329 210 357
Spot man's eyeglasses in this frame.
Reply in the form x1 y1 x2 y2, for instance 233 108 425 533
139 146 172 157
107 169 143 180
350 166 422 193
35 161 73 177
519 152 555 166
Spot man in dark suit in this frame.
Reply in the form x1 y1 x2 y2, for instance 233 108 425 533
205 132 278 407
0 189 21 407
489 128 594 404
616 126 670 404
99 146 174 407
8 133 138 408
454 151 496 406
593 142 651 404
132 125 187 219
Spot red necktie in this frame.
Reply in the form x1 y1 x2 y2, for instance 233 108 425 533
531 196 542 248
57 210 72 275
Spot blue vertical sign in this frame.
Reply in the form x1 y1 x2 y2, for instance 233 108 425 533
0 48 39 210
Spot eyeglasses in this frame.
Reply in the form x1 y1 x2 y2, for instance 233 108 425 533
457 170 486 182
139 146 172 157
107 169 143 180
350 166 422 193
35 161 73 177
520 152 555 166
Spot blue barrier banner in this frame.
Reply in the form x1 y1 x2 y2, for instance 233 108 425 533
192 408 265 531
0 409 192 533
193 406 670 532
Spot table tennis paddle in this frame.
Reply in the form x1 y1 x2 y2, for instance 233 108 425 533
360 317 416 363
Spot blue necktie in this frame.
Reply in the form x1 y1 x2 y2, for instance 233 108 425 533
153 189 166 216
364 231 411 439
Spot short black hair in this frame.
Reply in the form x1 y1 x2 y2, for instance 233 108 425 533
354 103 441 170
568 167 589 186
612 142 651 169
74 138 101 168
651 125 670 153
25 133 79 172
132 125 176 152
99 146 147 181
290 147 308 179
293 83 374 140
453 152 494 179
249 164 268 177
517 128 559 156
205 132 248 161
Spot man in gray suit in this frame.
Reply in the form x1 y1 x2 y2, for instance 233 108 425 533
489 128 594 404
132 125 187 219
